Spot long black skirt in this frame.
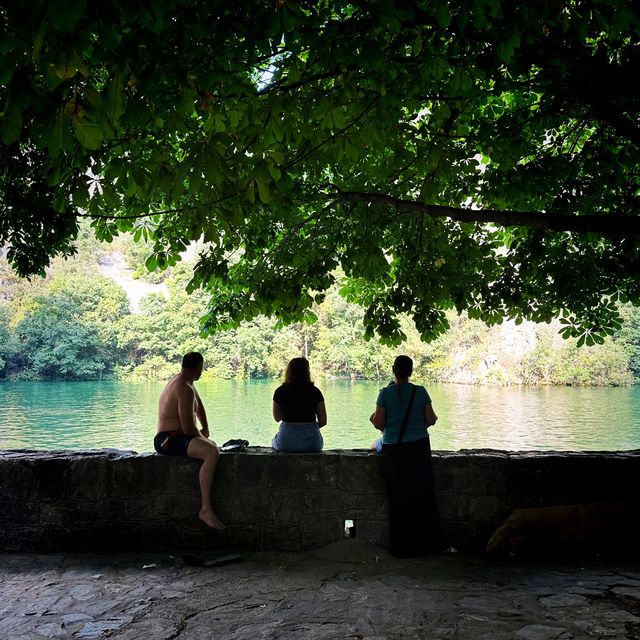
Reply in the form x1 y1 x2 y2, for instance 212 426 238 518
379 436 442 558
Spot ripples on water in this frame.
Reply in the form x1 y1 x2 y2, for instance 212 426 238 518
1 380 639 452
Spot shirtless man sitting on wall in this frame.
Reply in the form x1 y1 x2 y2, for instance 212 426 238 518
154 352 225 530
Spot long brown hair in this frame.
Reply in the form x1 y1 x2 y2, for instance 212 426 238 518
284 357 313 385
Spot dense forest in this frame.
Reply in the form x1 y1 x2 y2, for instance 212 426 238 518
1 226 640 386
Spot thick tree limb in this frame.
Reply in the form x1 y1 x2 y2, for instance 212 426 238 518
333 189 640 235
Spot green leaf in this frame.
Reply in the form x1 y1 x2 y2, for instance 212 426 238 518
435 5 452 28
255 176 271 204
82 87 103 115
72 117 103 149
267 161 281 181
267 150 285 164
72 184 89 208
52 189 68 213
105 74 126 122
330 107 346 129
48 0 87 33
0 35 22 56
0 100 23 144
245 180 255 204
430 56 449 81
497 41 513 62
227 109 242 128
115 216 134 232
180 89 196 116
211 114 226 132
53 48 86 80
412 30 423 56
287 59 301 84
0 54 17 85
267 12 282 38
202 153 223 185
229 204 244 226
101 24 122 49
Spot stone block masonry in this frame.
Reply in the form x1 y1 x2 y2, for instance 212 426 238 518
1 448 639 554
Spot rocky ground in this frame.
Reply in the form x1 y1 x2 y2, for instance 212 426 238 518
2 541 640 639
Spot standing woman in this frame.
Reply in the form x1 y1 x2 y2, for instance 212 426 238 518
272 357 327 453
371 355 442 557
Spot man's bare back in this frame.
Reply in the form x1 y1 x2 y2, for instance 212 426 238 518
157 374 199 435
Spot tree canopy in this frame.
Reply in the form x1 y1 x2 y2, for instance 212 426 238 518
1 0 639 345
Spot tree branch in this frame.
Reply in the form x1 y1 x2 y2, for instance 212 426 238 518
77 207 196 220
76 192 239 220
332 189 640 235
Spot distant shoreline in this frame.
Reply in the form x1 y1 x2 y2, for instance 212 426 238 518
0 376 635 388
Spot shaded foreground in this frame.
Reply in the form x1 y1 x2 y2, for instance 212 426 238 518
2 540 640 639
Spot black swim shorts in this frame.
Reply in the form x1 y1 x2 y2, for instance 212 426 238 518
154 431 195 456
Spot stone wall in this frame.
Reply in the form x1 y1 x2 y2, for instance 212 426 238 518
1 448 639 554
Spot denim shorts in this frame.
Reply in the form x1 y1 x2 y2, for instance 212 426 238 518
272 422 323 453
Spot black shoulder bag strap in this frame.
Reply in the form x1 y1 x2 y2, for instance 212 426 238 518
396 384 417 444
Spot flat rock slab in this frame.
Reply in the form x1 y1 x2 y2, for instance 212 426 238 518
1 541 639 639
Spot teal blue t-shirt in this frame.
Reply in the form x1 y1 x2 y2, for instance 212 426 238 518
376 382 432 444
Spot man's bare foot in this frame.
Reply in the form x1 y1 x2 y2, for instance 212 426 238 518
199 508 225 530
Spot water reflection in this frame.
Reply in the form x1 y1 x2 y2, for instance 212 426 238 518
1 380 639 452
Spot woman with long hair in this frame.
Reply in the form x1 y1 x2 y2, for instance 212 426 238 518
272 357 327 452
370 355 442 557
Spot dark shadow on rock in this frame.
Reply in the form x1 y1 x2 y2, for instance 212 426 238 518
486 501 639 558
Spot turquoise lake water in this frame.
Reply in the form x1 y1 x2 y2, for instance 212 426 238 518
1 379 640 452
